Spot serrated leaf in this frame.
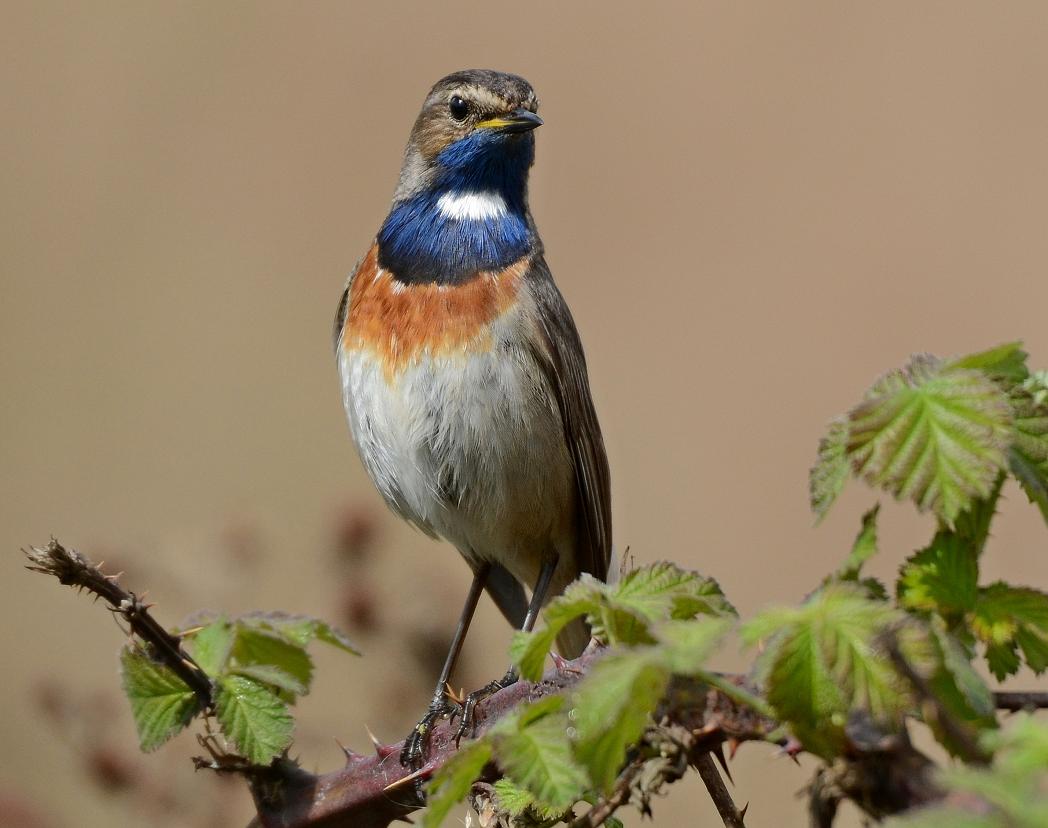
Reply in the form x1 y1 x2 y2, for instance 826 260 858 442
811 417 851 520
422 739 493 828
188 617 234 676
232 626 314 697
1008 377 1048 526
571 651 669 791
609 562 736 624
237 611 359 654
120 645 202 752
846 355 1013 526
511 578 605 680
891 714 1048 828
232 663 307 696
492 703 587 810
838 505 880 580
906 620 998 757
969 582 1048 680
492 777 537 817
897 532 979 618
214 675 293 765
947 342 1029 385
654 617 733 675
743 585 907 759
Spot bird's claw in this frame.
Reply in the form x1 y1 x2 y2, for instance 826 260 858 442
400 694 461 770
454 669 518 745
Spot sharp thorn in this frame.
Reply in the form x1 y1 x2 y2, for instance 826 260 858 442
383 766 428 791
712 745 734 784
550 652 569 671
727 738 741 761
740 802 749 819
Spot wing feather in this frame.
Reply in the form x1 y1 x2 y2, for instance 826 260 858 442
525 257 612 581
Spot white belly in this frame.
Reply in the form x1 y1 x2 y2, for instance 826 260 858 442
338 340 574 574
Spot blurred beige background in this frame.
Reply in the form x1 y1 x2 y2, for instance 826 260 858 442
3 2 1048 826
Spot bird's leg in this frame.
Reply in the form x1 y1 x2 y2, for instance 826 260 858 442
455 554 559 743
400 562 490 770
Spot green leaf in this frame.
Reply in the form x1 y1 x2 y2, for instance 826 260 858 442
838 505 880 580
121 645 202 752
492 777 537 817
232 626 314 698
214 675 293 764
422 739 493 828
890 714 1048 828
1008 375 1048 525
237 611 359 654
846 354 1013 526
188 617 234 676
947 341 1029 385
969 582 1048 679
232 663 307 696
492 700 587 810
897 531 979 618
905 620 998 757
654 617 733 675
611 562 737 622
743 585 907 759
510 577 605 681
571 650 669 792
810 417 851 520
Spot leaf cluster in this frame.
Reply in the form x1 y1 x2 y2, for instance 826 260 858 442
121 612 357 764
425 563 738 825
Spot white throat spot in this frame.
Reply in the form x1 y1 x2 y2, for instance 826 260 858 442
436 191 508 221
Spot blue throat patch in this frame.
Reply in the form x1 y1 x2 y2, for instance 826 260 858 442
377 131 535 285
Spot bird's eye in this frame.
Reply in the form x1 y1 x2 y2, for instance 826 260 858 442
449 95 469 121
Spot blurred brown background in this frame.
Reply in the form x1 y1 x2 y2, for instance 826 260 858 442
3 2 1048 826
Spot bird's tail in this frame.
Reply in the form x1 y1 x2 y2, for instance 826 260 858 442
555 616 592 659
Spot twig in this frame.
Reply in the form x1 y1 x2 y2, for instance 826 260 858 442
566 759 644 828
24 538 213 707
694 753 746 827
995 691 1048 711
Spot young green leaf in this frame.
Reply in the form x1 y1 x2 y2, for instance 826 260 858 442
612 561 736 622
968 582 1048 679
491 698 587 810
237 611 359 654
810 417 851 520
232 626 314 697
743 585 907 759
510 577 605 680
1008 376 1048 525
121 645 202 752
947 341 1029 385
897 532 979 619
214 675 293 765
837 504 880 580
422 738 493 828
571 650 669 792
890 714 1048 828
846 355 1013 526
188 617 234 676
654 617 733 675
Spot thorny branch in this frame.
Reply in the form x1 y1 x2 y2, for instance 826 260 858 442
24 538 1048 828
24 538 213 707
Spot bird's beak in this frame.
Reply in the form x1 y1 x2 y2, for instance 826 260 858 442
475 109 543 134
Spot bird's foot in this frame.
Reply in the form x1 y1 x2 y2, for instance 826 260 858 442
454 668 518 745
400 692 462 770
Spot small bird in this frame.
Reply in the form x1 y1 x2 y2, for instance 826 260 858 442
333 70 611 767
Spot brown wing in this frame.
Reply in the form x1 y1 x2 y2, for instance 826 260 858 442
525 257 612 581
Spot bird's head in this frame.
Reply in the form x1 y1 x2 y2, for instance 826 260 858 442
394 70 542 202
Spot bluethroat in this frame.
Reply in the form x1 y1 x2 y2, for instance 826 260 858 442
333 69 611 770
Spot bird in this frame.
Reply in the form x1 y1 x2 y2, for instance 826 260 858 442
333 69 611 768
